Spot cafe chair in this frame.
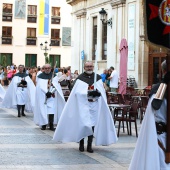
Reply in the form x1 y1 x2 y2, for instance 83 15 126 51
117 93 125 104
143 88 151 96
128 102 139 137
114 100 131 137
123 94 132 103
140 96 149 123
107 93 118 104
126 87 135 95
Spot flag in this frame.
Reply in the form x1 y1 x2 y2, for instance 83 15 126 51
145 0 170 48
39 0 49 35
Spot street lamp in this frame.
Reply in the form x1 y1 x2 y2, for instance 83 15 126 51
40 41 51 64
99 8 112 28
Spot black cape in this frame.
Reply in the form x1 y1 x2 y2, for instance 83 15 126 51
14 72 28 78
38 72 52 80
76 72 101 86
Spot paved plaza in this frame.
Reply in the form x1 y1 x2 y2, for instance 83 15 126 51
0 105 141 170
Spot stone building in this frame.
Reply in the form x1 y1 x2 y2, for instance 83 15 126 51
0 0 72 68
67 0 167 87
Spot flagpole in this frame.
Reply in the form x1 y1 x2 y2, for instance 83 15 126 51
166 52 170 163
94 49 98 90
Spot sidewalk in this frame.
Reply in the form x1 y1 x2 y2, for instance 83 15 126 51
0 107 140 170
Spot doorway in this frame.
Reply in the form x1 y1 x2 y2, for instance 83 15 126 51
148 52 166 86
49 55 60 68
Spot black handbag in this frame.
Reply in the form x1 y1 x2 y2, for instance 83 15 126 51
60 79 68 86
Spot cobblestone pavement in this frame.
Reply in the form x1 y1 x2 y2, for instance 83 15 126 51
0 105 141 170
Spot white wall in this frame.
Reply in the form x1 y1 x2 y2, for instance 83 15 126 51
68 0 148 87
0 0 72 67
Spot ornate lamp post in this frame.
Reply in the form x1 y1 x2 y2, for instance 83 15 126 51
40 41 51 64
99 8 112 28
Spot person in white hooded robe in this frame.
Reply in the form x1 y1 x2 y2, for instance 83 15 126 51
2 64 35 117
33 64 65 131
129 60 170 170
53 61 117 153
0 83 5 101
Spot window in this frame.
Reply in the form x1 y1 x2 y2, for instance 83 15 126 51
25 54 37 67
27 28 36 45
51 29 60 46
51 7 60 24
2 4 13 22
102 23 107 60
52 7 60 16
3 4 12 13
2 27 12 44
27 5 37 23
49 55 60 67
27 28 36 37
0 53 12 66
92 17 97 60
2 27 12 37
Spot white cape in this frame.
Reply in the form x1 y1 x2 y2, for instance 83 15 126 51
2 76 35 112
33 76 65 126
0 84 5 100
129 95 160 170
53 79 118 146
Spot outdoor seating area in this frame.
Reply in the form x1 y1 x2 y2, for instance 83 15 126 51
107 86 150 137
61 85 150 137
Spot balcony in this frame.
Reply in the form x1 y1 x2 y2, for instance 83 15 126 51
26 37 37 45
51 16 60 24
2 13 12 22
1 36 12 44
50 38 61 46
27 15 37 23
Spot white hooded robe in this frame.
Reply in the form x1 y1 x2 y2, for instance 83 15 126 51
33 76 65 126
53 79 118 146
129 95 170 170
2 75 35 112
0 84 5 100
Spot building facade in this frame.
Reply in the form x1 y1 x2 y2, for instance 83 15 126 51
67 0 167 88
0 0 72 68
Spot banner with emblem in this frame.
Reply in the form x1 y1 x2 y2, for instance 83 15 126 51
145 0 170 48
144 0 170 164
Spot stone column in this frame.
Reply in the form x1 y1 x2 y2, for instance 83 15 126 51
110 0 126 69
75 10 86 74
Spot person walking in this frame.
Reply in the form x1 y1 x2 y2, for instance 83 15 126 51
2 65 35 117
108 66 119 93
7 66 13 84
129 60 170 170
34 64 65 131
0 83 5 100
53 61 117 153
58 69 69 95
0 67 5 86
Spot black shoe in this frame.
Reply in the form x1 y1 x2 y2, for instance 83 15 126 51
79 139 84 152
22 113 26 116
87 143 93 153
41 125 46 130
79 145 84 152
50 126 55 131
49 123 55 131
17 105 21 117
